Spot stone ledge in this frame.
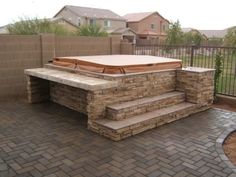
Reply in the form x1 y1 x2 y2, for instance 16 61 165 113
108 91 185 110
179 67 215 73
45 63 177 79
106 91 185 120
89 102 199 141
95 102 196 130
25 68 118 91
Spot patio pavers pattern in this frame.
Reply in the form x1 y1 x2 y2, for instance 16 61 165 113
0 100 236 177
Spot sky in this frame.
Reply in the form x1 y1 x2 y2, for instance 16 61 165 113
1 0 236 29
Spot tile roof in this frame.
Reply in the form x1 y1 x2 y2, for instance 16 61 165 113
112 27 136 34
57 5 125 21
123 12 169 23
182 28 228 38
198 29 227 38
123 12 153 22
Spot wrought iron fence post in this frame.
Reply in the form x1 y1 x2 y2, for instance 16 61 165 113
190 45 195 67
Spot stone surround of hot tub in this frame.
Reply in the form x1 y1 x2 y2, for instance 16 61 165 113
25 66 214 141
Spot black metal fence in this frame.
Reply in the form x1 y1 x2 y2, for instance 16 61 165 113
134 45 236 97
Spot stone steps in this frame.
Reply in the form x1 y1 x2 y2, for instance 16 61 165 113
106 91 185 120
89 102 198 141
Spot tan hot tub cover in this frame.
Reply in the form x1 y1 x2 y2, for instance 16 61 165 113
52 55 182 74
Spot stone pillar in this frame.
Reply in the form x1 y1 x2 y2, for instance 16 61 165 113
176 67 215 106
110 36 121 54
120 41 134 54
26 76 50 103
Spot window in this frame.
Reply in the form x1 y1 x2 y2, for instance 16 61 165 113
151 24 156 30
89 18 96 26
162 25 165 32
165 24 169 31
77 17 81 26
104 20 111 27
153 14 158 18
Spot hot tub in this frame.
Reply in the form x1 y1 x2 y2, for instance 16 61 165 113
52 55 182 74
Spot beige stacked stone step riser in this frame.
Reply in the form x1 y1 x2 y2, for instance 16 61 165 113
88 103 198 141
106 92 185 120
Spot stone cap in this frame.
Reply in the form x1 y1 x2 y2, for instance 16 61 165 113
179 67 215 73
24 68 118 91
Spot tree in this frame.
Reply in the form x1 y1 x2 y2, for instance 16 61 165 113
224 26 236 47
208 37 223 46
214 52 223 102
165 20 183 46
183 31 204 46
76 25 108 37
7 17 70 35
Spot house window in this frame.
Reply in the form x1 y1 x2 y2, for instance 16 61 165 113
77 18 81 26
89 18 96 26
165 24 169 31
151 24 156 30
162 25 165 32
104 20 111 27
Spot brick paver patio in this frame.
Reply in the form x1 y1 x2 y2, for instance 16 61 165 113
0 100 236 177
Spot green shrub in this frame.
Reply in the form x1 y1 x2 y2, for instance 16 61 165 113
7 17 70 35
165 20 183 46
76 25 108 37
214 52 223 102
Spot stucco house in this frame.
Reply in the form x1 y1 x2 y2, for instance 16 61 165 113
182 27 229 39
50 17 79 32
54 5 126 33
123 12 170 40
110 27 136 43
0 25 8 34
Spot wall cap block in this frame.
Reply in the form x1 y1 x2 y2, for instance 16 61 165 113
25 68 118 91
179 67 215 73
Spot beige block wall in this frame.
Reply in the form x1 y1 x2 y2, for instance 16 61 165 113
0 35 121 99
111 36 121 54
120 42 134 54
0 35 42 99
55 36 111 56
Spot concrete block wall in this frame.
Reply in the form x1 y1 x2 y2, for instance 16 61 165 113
55 36 111 56
0 34 122 99
120 41 134 54
0 35 42 99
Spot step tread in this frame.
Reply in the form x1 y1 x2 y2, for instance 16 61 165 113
108 91 185 110
96 102 196 130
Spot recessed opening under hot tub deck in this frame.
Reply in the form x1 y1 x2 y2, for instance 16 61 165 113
25 55 215 141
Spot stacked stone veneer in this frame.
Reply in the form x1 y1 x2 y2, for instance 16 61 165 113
176 67 215 106
50 82 88 115
25 66 214 141
50 70 176 120
26 76 50 103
